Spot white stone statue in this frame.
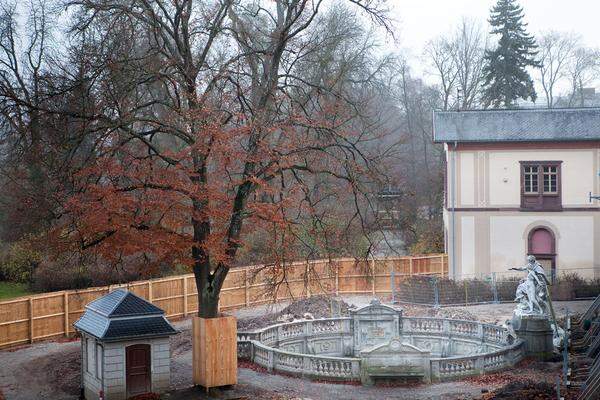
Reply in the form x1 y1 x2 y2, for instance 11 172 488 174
510 255 550 316
510 255 564 347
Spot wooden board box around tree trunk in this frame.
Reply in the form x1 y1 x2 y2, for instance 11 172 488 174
192 315 237 389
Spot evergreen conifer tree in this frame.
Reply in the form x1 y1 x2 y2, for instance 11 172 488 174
481 0 540 108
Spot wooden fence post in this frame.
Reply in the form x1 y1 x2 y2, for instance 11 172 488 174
442 254 448 276
29 297 33 344
245 267 250 307
335 262 339 296
64 292 69 337
306 261 311 298
409 257 414 276
148 280 153 302
371 259 376 295
183 276 188 317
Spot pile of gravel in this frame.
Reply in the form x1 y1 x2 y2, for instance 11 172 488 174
237 296 352 331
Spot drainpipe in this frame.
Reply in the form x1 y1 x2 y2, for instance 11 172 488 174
450 141 458 280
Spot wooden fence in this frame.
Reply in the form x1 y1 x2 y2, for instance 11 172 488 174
0 254 447 349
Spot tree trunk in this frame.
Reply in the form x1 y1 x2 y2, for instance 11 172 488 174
198 282 220 318
192 257 222 318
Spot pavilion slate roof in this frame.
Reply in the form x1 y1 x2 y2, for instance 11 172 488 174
86 289 164 317
74 289 177 341
433 108 600 143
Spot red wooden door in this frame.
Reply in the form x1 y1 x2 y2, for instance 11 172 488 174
528 227 556 282
126 344 151 397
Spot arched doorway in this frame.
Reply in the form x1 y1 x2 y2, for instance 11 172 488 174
528 227 556 282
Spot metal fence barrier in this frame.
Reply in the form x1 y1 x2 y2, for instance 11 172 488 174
561 295 600 400
390 268 600 307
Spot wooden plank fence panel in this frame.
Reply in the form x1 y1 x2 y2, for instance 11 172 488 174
0 255 446 349
0 298 28 324
337 259 371 294
374 259 391 294
309 260 335 296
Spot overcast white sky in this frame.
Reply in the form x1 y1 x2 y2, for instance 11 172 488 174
383 0 600 94
388 0 600 50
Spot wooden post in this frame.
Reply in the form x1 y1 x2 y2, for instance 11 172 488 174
29 297 33 344
371 259 376 295
409 257 414 276
183 276 188 317
335 262 339 296
444 255 447 276
244 267 250 307
306 261 311 298
148 280 153 302
64 292 69 337
193 316 237 388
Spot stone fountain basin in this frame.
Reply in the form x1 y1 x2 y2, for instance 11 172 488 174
238 315 525 383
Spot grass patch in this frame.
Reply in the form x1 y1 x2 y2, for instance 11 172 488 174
0 281 32 300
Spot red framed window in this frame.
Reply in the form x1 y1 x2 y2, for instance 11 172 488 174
520 161 562 210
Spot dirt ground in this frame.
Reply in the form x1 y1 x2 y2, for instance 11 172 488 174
0 297 591 400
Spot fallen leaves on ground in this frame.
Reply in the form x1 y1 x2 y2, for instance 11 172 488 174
480 380 580 400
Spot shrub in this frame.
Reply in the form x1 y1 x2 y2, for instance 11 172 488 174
496 278 520 302
437 278 463 305
464 279 494 303
0 241 42 284
31 260 92 292
396 275 435 304
556 272 600 299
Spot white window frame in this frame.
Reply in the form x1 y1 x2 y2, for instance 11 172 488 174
543 166 558 194
524 165 539 194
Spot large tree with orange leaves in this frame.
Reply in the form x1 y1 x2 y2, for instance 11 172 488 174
20 0 394 317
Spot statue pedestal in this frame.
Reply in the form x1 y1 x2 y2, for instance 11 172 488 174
512 313 554 360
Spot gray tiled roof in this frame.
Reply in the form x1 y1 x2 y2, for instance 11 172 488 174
74 289 178 341
73 308 109 338
87 289 163 317
102 316 177 341
433 108 600 143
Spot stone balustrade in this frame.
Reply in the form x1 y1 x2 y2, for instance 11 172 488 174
238 316 525 383
249 341 361 380
402 317 511 345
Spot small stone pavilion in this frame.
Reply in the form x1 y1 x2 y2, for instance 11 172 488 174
74 289 178 400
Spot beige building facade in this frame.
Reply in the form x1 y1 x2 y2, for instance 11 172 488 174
434 108 600 280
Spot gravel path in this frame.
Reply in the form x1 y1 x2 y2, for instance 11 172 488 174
0 297 592 400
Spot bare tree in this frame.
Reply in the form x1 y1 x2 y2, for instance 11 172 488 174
384 58 443 250
0 0 68 239
425 18 486 110
452 18 486 110
424 37 457 111
566 47 600 107
537 31 580 108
